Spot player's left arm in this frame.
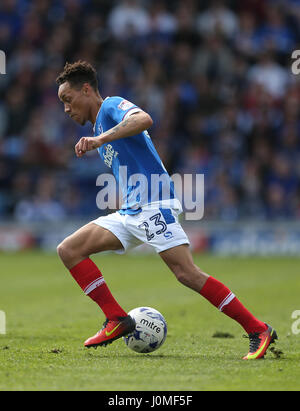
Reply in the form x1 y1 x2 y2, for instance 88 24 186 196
75 111 153 157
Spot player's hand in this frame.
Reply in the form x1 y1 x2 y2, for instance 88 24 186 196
75 136 101 157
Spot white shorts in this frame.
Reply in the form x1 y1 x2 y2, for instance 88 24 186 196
92 207 190 254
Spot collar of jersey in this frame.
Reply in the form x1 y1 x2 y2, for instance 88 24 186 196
93 96 110 133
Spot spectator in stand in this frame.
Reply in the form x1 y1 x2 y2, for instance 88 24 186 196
196 0 239 39
108 0 151 40
14 173 66 223
234 11 259 58
247 50 291 99
265 183 294 220
148 0 177 36
253 4 296 55
192 33 235 82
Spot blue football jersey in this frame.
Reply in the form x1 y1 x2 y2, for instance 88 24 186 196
94 96 181 214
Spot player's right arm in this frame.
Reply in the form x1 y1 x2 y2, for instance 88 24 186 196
98 110 153 143
75 110 153 157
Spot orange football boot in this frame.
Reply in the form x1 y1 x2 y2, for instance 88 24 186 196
84 315 136 348
243 324 278 360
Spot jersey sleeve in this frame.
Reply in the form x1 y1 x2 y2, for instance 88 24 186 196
104 97 143 124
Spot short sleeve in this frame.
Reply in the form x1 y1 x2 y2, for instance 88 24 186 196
104 97 142 124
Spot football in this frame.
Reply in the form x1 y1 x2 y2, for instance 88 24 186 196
123 307 167 353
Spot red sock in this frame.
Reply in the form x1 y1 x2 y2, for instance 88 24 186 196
69 258 127 320
200 276 267 334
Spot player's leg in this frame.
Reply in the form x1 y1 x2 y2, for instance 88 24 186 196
57 221 123 269
159 244 277 359
57 220 136 347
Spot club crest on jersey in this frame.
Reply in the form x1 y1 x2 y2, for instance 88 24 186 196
103 144 118 168
118 99 135 111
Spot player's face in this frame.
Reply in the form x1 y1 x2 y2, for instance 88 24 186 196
58 81 91 126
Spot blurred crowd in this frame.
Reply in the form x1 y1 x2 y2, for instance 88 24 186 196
1 0 300 223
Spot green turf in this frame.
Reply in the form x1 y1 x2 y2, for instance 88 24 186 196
0 251 299 391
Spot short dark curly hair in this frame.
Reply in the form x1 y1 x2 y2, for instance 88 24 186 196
56 60 98 91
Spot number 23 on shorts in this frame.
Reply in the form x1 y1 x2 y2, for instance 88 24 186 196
138 210 174 242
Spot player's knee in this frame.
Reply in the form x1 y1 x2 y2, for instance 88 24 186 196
56 241 67 261
57 239 76 265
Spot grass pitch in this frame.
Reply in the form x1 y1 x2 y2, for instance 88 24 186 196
0 250 299 391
